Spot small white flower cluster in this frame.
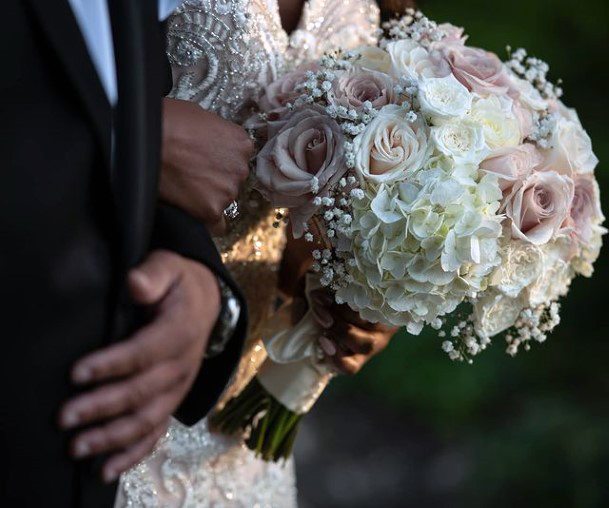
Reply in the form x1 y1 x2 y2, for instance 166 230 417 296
381 9 447 48
527 110 557 148
504 302 561 356
309 176 360 289
439 315 491 363
506 47 563 99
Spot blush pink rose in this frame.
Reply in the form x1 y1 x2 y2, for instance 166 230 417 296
504 170 574 245
481 144 543 191
437 41 509 95
328 69 396 112
259 64 318 114
564 173 604 243
254 106 347 236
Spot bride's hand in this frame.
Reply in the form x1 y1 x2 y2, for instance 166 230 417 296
309 289 398 375
279 229 397 374
160 98 253 234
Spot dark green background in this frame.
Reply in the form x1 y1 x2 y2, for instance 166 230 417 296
296 1 609 506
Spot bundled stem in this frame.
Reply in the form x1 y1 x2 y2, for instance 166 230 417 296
210 377 302 462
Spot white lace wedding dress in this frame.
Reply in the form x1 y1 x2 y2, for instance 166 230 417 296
116 1 378 506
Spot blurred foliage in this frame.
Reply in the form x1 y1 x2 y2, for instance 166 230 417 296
330 0 609 505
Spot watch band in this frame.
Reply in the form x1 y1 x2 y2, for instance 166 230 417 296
206 278 241 358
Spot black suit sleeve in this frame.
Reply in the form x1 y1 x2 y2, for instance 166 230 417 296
150 204 247 426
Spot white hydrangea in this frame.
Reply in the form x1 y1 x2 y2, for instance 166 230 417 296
335 157 503 330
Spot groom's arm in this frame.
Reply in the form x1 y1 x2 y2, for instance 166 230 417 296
150 204 247 424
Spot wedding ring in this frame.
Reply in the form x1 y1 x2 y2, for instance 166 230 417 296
223 200 240 222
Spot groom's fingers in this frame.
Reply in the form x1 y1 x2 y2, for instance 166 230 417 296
60 360 188 429
71 303 186 384
128 250 183 306
101 420 169 483
70 387 183 459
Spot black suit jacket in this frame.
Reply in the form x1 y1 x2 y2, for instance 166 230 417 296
0 1 245 506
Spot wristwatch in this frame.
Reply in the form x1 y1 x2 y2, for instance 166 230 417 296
206 278 241 358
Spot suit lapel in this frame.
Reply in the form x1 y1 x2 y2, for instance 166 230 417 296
109 0 161 271
25 0 112 170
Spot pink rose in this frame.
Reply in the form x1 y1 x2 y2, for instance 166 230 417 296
504 170 574 245
259 64 318 114
564 173 604 243
481 144 543 191
328 69 396 112
437 41 509 95
254 106 347 236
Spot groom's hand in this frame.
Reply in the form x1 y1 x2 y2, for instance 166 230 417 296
59 250 220 482
160 98 253 234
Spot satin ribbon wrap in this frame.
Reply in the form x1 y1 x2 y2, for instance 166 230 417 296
257 274 335 414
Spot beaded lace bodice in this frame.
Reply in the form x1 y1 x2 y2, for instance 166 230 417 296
117 1 379 506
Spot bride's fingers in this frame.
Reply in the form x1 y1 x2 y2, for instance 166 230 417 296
326 320 376 355
59 360 188 429
101 419 170 483
70 389 182 459
331 350 366 376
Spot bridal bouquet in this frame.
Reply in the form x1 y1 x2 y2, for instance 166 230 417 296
212 10 604 461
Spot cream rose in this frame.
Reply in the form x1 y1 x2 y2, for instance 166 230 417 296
432 120 488 164
254 106 347 236
354 105 431 184
418 74 472 120
504 170 574 245
539 118 598 175
490 241 544 298
470 95 522 150
473 290 525 339
329 69 396 112
480 144 543 191
438 41 509 95
352 46 392 74
527 237 575 307
386 39 449 80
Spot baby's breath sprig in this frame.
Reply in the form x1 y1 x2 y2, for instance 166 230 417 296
504 301 561 356
506 46 563 100
527 109 558 149
380 8 448 48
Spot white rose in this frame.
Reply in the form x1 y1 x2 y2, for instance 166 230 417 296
473 290 525 339
539 118 598 175
386 39 449 80
354 105 431 184
432 120 488 164
490 241 544 298
418 74 473 120
470 95 521 150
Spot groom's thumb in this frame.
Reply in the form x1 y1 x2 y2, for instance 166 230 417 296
128 250 182 305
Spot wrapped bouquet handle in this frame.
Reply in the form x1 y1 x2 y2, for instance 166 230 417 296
210 275 335 461
258 274 335 414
